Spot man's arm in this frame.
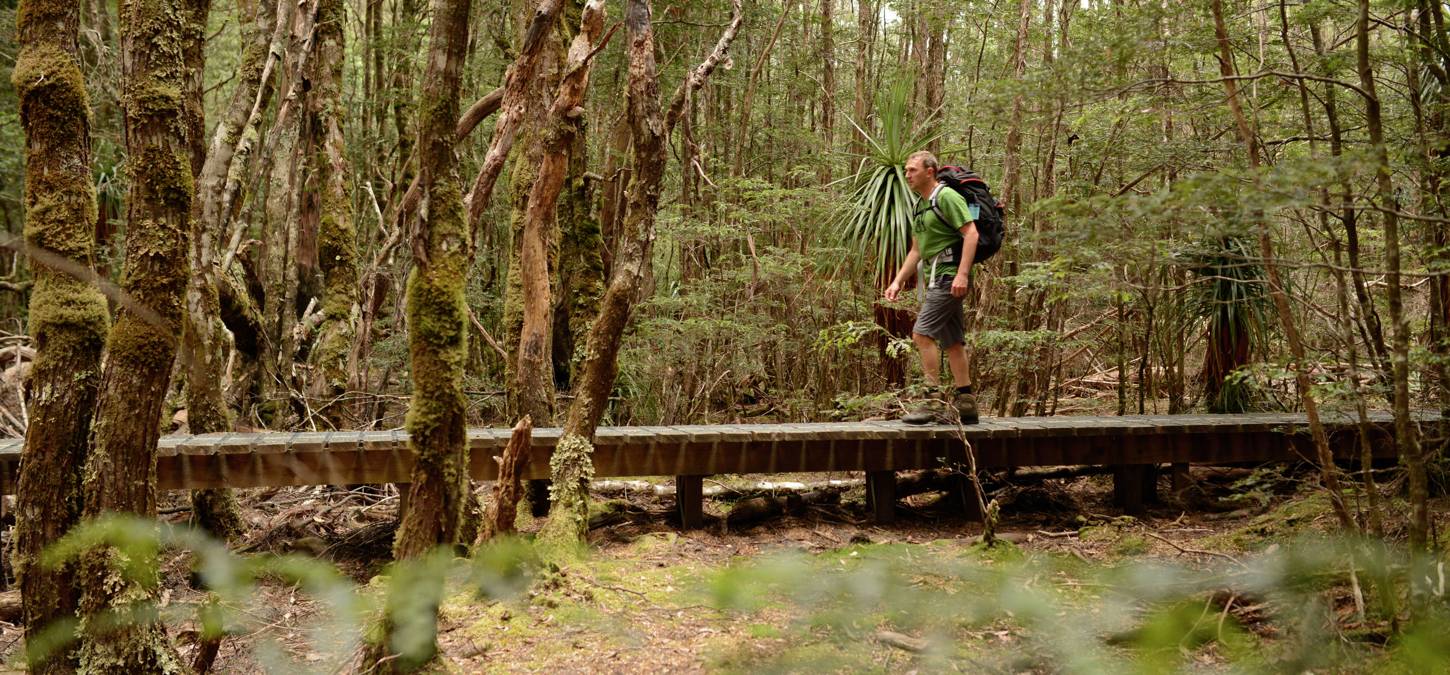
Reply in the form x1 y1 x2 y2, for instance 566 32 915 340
884 240 921 302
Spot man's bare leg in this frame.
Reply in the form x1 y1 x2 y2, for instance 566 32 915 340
913 332 941 386
944 342 971 388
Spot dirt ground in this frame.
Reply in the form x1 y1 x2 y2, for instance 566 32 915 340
0 466 1444 673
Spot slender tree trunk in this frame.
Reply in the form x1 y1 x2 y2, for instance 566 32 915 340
731 5 790 178
12 0 111 668
177 0 248 543
76 0 196 668
1354 0 1426 548
852 0 874 162
820 0 835 181
1209 0 1354 530
544 0 740 543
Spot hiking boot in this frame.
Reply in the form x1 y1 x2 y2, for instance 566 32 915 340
952 391 980 425
901 396 951 425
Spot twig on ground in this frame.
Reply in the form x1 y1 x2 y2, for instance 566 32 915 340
1144 531 1244 567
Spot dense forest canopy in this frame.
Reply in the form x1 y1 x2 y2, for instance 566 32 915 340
2 0 1445 430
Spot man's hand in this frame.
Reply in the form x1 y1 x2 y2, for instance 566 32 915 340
951 272 969 298
884 281 902 302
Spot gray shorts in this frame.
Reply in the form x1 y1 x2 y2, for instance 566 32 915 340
913 275 966 347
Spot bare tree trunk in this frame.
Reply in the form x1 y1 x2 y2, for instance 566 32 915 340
730 6 790 178
1209 0 1354 531
76 0 195 668
851 0 874 162
481 417 533 539
12 0 111 667
258 1 318 426
820 0 835 180
504 7 566 426
1001 0 1029 210
545 0 740 543
1354 0 1426 548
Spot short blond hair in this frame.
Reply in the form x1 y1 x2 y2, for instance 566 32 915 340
906 151 939 172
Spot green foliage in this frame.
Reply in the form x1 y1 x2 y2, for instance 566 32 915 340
839 79 940 283
34 515 537 672
706 537 1450 672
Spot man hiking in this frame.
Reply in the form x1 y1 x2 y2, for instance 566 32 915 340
884 151 980 425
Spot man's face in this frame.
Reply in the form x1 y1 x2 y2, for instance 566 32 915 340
905 159 933 194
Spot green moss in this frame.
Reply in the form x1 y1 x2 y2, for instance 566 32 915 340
538 434 596 547
1202 492 1336 552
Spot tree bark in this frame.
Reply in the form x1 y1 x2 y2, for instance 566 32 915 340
1354 0 1426 548
309 0 359 428
12 0 111 667
545 0 739 544
481 417 533 539
391 0 475 563
730 6 790 178
503 0 571 427
1209 0 1354 530
76 0 195 668
820 0 835 180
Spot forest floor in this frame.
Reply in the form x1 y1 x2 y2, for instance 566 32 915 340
0 466 1444 673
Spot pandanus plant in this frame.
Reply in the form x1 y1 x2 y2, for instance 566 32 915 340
841 80 942 288
839 80 941 385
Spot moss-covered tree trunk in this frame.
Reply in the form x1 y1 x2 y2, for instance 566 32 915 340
184 0 289 538
362 0 472 670
12 0 112 668
176 0 250 544
309 0 359 429
392 0 473 562
75 0 195 669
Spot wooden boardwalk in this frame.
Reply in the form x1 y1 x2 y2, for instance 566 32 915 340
0 412 1430 525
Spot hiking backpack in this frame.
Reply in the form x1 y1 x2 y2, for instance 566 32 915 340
929 166 1006 264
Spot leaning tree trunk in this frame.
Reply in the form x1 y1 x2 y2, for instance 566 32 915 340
542 0 741 543
502 4 565 428
12 0 111 668
76 0 196 670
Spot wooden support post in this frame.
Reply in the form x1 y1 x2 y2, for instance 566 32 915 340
675 475 704 529
1143 463 1161 504
948 472 984 522
527 479 552 517
1170 462 1191 496
866 470 897 523
1113 464 1148 515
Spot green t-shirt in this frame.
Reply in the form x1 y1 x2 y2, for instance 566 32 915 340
912 185 974 279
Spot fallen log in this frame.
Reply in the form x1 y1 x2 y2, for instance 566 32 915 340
725 488 841 528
